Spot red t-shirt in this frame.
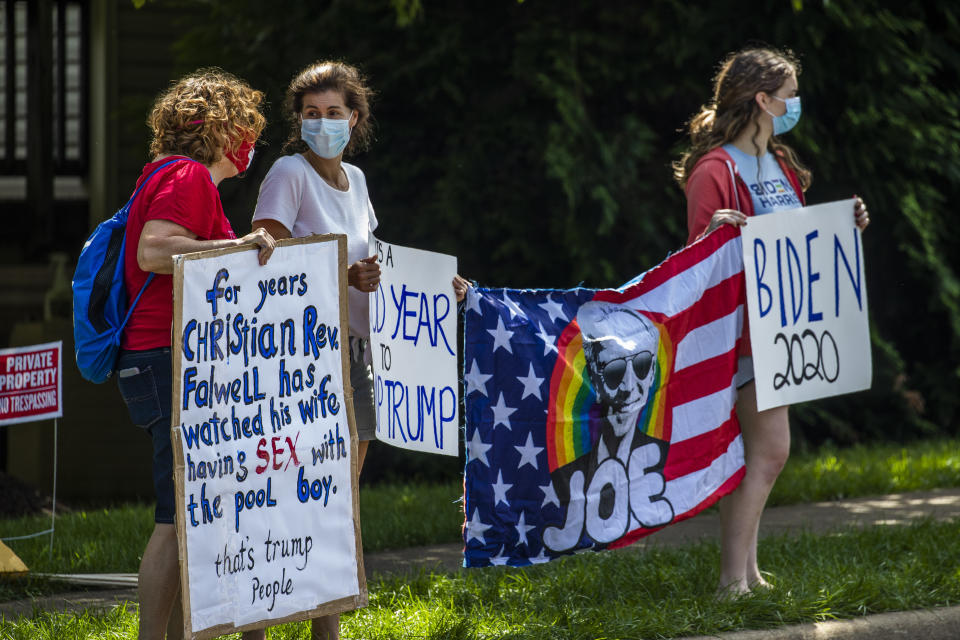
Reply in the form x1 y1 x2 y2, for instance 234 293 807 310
122 157 236 350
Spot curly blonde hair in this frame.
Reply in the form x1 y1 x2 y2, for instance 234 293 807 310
282 60 375 156
673 48 811 190
148 68 266 165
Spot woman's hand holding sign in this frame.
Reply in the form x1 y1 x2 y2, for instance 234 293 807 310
453 274 471 302
349 255 381 292
854 196 870 231
707 209 748 233
709 198 869 234
242 227 277 266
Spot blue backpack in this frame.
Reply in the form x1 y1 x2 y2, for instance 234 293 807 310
72 158 188 383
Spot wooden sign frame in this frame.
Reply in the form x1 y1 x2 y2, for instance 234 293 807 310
170 233 366 639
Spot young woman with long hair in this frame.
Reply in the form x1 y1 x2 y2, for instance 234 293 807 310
674 47 869 595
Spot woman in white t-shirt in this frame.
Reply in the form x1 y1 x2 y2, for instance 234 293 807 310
252 61 381 482
248 61 468 640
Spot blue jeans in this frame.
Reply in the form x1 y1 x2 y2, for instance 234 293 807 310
116 348 175 524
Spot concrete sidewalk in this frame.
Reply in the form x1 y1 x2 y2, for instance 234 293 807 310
676 606 960 640
367 486 960 575
3 487 960 638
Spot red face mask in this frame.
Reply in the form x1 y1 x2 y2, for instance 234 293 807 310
226 139 255 175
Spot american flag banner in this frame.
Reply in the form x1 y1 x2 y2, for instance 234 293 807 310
463 225 747 567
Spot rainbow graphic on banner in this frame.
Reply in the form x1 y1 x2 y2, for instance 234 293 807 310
545 309 675 472
638 319 673 441
545 320 599 471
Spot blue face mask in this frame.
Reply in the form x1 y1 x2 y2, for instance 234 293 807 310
301 113 352 159
766 95 801 135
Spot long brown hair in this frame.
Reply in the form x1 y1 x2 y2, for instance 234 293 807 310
282 60 374 156
673 47 811 190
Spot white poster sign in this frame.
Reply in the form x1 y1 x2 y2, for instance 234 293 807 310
741 198 871 411
172 235 365 640
368 237 459 456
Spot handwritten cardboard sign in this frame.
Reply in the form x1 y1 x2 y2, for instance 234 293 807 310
171 235 366 639
368 237 459 456
741 199 872 411
0 341 62 426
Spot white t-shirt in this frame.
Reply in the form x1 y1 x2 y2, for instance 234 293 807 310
722 144 802 215
252 154 378 338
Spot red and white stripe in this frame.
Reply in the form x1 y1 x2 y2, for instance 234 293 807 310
601 226 747 547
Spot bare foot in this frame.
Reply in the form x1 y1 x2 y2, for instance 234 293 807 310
747 571 774 590
750 576 772 590
716 578 750 600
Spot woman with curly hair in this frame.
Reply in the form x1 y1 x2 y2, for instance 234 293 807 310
115 68 275 640
674 47 870 596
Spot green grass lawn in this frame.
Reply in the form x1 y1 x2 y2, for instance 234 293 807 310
0 481 465 579
770 438 960 506
3 519 960 639
5 436 959 576
2 437 960 638
340 519 960 640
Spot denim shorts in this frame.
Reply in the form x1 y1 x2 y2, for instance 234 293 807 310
349 338 376 441
734 356 755 389
116 348 175 524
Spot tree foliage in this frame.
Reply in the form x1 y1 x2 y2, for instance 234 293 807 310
171 0 960 451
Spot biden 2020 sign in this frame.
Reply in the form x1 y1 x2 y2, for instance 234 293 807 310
741 199 871 411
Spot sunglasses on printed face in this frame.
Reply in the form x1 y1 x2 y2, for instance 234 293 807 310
600 350 654 390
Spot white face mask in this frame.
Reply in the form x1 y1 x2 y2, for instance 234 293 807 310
301 113 352 159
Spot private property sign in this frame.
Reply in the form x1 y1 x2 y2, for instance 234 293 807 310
0 341 63 426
